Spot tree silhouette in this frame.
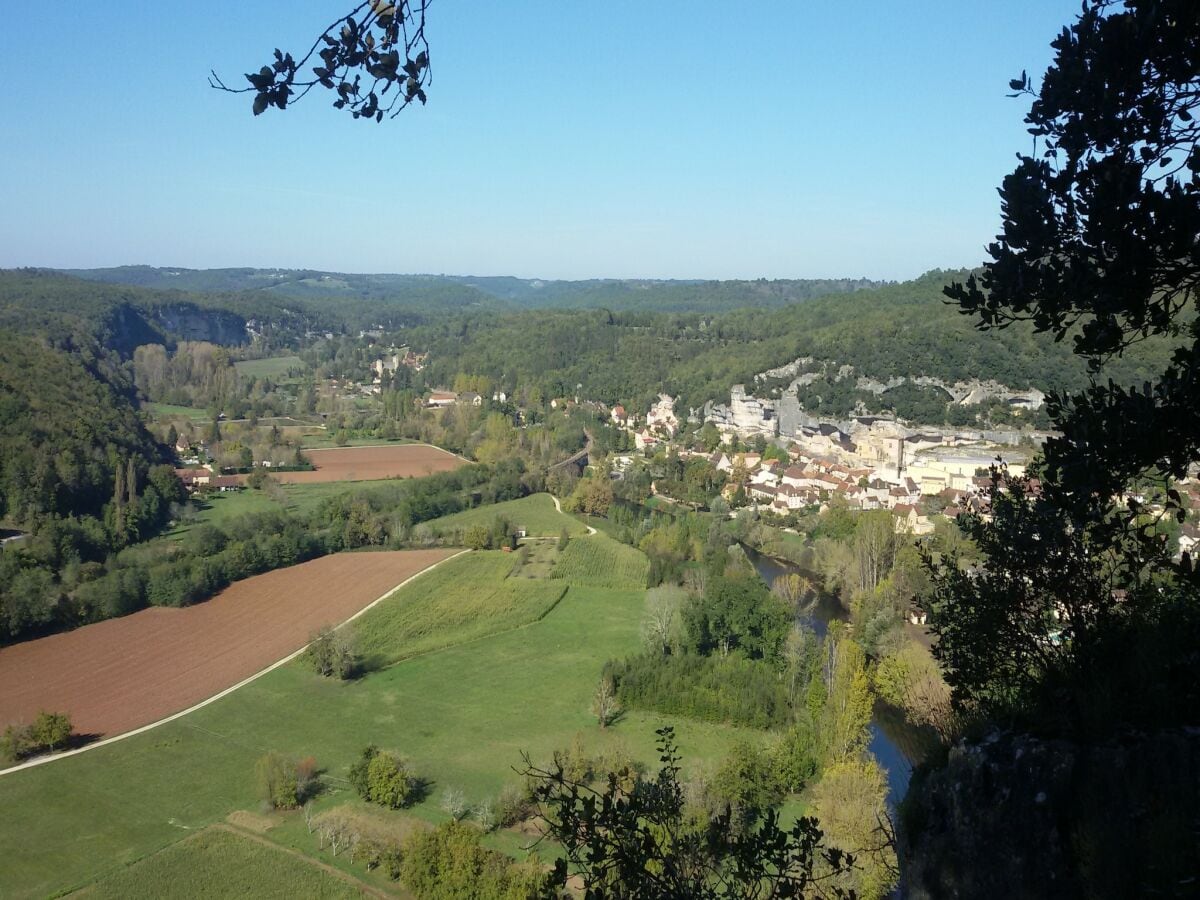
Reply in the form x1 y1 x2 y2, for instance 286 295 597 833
932 0 1200 734
210 1 431 122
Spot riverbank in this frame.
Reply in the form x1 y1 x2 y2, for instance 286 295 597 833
743 543 928 803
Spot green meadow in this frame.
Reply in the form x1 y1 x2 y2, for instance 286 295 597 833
144 402 211 423
423 493 587 538
353 551 568 667
166 479 420 536
551 534 651 589
0 536 753 898
78 827 370 899
232 355 305 379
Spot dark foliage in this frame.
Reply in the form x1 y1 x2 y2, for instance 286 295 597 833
931 0 1200 736
524 727 855 899
211 2 431 122
607 653 791 730
682 574 792 663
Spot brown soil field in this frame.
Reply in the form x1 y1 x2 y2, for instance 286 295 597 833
0 550 454 739
264 444 465 484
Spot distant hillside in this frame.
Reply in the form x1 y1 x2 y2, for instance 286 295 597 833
0 269 253 355
2 269 488 345
60 266 887 313
0 330 164 528
405 270 1175 419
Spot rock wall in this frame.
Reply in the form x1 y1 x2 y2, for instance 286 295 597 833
901 729 1200 899
151 304 248 345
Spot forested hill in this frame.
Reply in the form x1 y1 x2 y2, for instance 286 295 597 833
0 270 252 354
405 270 1175 415
0 331 164 527
0 268 472 347
61 266 887 313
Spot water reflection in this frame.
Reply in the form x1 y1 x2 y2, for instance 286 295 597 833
744 545 922 803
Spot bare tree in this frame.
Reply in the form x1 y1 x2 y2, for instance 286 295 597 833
640 585 684 654
592 675 621 729
440 786 468 820
303 800 316 834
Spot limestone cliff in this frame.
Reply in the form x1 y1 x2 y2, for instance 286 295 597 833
901 729 1200 899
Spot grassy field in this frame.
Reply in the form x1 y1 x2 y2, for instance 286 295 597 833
299 435 416 450
77 826 371 899
167 481 410 536
167 489 286 537
551 533 651 589
233 356 305 379
424 494 585 538
0 539 753 898
144 402 210 423
354 551 567 668
510 539 560 579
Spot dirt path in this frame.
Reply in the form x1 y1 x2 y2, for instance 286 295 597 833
551 494 597 535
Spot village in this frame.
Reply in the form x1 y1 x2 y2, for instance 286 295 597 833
603 383 1200 559
604 386 1034 536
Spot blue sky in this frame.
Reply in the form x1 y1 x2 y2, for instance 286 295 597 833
0 1 1081 280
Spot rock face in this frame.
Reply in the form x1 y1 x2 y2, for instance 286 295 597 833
706 385 779 436
901 729 1200 899
151 304 247 345
100 302 249 355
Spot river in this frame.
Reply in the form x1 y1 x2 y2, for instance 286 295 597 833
744 546 922 804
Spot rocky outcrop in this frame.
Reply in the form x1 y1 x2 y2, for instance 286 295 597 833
98 302 250 356
706 385 779 436
901 729 1200 899
150 304 247 345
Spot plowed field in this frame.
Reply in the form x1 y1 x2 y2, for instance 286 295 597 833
265 444 464 484
0 550 454 739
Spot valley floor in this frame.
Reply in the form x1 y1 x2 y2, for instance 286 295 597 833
0 532 752 898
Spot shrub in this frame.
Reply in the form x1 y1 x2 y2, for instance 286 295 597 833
558 732 593 783
347 745 378 796
0 724 30 765
463 524 491 550
256 751 299 809
400 820 550 899
0 711 74 764
304 625 357 679
295 755 321 801
29 710 72 752
355 749 415 809
607 652 791 729
495 782 534 827
595 740 643 795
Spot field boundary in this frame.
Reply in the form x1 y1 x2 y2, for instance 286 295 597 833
304 442 473 465
0 549 469 779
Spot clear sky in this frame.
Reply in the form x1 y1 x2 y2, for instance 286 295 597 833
0 1 1081 281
